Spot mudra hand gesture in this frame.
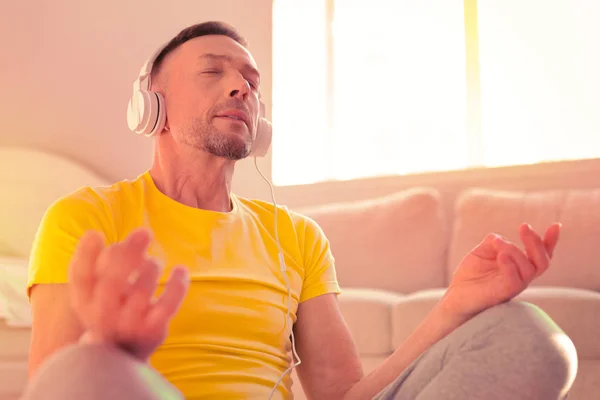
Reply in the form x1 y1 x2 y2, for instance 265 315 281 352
444 223 561 318
68 228 190 361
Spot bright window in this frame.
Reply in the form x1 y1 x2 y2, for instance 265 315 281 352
478 0 600 166
272 0 600 186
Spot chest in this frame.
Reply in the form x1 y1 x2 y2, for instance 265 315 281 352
139 216 304 348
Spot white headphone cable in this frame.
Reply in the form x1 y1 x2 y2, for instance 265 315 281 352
253 157 302 400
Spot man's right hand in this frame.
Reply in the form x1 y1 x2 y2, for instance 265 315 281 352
68 228 189 362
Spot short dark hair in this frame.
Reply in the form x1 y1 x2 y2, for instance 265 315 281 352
150 21 247 79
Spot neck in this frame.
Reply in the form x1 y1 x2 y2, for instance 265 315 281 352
150 138 236 213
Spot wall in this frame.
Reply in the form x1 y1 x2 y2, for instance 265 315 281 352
2 0 599 212
0 0 273 199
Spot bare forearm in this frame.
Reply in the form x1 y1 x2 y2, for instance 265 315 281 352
342 295 471 400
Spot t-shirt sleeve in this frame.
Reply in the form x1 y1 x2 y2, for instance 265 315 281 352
27 189 115 298
291 212 341 303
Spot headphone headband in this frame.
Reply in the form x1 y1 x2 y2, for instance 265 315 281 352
133 45 166 92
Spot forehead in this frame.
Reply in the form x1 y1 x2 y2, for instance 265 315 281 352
173 35 258 70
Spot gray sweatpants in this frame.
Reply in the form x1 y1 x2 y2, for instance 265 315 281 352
23 301 577 400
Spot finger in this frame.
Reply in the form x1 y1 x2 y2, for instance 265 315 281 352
95 228 153 279
92 229 152 337
144 266 190 333
95 228 153 299
471 233 502 260
69 230 105 309
118 258 162 339
493 237 537 282
519 224 550 276
543 223 561 258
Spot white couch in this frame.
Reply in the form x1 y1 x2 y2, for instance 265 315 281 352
1 187 599 400
290 186 600 400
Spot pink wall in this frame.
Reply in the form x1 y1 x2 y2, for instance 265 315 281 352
0 0 273 198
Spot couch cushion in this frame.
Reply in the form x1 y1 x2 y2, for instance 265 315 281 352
338 288 403 355
390 289 445 349
297 188 448 293
0 256 31 327
390 287 600 360
448 188 600 291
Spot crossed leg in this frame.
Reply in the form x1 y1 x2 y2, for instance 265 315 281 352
22 343 182 400
374 301 578 400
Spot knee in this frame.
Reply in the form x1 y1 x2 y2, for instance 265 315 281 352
477 301 578 396
36 342 141 378
24 343 181 400
24 344 136 398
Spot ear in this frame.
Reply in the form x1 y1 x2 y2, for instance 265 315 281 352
157 88 170 134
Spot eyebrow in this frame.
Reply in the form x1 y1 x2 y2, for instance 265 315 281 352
199 53 261 83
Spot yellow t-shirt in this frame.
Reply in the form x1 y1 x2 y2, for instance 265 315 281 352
27 171 341 399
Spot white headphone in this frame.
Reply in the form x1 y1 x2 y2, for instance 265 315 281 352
126 44 273 157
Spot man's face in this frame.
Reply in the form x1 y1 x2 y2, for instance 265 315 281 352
161 35 261 160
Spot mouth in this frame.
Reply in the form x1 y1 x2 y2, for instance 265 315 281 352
215 110 250 127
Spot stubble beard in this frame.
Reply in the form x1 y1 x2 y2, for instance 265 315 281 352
182 116 253 160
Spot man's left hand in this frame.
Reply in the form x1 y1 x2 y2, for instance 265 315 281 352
443 223 561 319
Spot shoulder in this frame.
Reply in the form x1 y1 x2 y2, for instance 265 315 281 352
46 175 140 217
234 195 324 235
236 196 329 248
39 173 146 240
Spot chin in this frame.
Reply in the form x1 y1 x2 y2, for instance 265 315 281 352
222 126 253 146
204 133 252 160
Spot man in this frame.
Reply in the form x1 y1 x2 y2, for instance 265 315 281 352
24 21 576 400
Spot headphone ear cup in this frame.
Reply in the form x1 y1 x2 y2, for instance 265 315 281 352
127 90 165 137
127 90 144 132
249 100 272 157
250 117 272 157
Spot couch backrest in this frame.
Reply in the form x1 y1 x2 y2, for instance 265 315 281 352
448 188 600 291
297 187 449 294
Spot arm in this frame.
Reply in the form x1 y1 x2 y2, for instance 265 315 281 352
296 223 559 400
28 284 85 378
290 212 364 399
294 292 466 400
26 190 115 377
289 211 468 399
293 294 364 399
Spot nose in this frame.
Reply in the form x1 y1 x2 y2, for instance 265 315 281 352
228 73 250 101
